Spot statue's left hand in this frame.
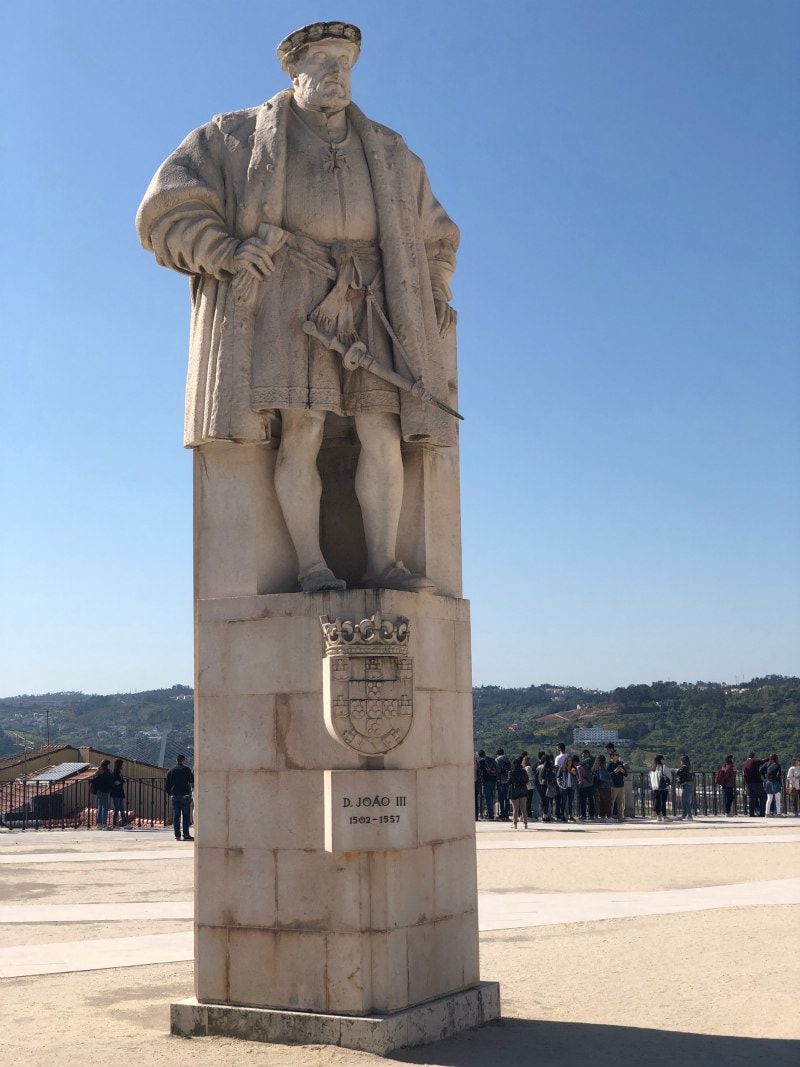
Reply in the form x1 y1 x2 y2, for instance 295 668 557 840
435 299 456 338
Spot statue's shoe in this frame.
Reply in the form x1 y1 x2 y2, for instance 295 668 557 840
362 561 436 593
299 564 346 592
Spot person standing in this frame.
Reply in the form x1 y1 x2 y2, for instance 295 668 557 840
575 751 596 820
91 759 114 830
478 750 497 820
607 751 628 822
165 754 195 841
509 758 529 829
676 755 694 820
762 754 783 816
556 755 577 822
649 755 670 822
715 755 737 816
786 757 800 817
110 758 129 829
742 753 766 817
592 755 614 821
495 749 511 821
522 755 541 821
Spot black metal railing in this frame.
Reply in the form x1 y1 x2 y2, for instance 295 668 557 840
1 775 170 831
476 770 775 821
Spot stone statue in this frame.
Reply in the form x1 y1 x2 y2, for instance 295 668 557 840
136 21 459 593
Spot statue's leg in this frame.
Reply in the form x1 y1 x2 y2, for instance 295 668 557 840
275 408 345 591
354 411 435 592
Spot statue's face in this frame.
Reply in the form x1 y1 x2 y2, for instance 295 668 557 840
290 39 357 111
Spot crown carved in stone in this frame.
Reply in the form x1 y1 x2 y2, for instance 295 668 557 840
320 613 410 657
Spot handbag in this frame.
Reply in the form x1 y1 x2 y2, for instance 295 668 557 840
659 774 671 790
546 783 558 798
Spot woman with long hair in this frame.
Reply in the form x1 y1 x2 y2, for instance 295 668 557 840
716 755 736 816
522 755 540 821
592 755 613 821
556 755 577 822
509 757 529 829
649 755 670 822
763 753 783 816
676 755 694 820
110 758 128 829
538 753 558 822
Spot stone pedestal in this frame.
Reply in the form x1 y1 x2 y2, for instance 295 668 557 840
181 585 499 1051
171 982 500 1057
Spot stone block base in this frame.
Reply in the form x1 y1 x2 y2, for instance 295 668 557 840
171 982 501 1057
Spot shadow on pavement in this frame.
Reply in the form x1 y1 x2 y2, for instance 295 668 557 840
393 1018 799 1067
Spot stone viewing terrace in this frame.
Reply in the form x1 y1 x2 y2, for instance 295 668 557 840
1 816 797 1064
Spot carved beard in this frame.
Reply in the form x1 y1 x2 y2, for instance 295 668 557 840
294 72 351 112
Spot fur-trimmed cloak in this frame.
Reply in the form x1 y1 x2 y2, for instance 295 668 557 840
136 90 459 448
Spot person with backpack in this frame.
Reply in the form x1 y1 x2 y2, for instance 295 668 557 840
522 755 541 820
714 755 736 816
478 750 497 820
495 749 511 821
538 753 559 823
649 755 670 822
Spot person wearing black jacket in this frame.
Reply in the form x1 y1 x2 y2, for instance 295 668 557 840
608 752 628 822
110 758 128 828
91 759 114 829
165 755 195 841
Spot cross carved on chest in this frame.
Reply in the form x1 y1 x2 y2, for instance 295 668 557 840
323 143 349 172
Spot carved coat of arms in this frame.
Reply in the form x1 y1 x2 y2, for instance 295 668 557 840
320 614 414 755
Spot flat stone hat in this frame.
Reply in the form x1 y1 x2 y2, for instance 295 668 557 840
277 21 361 70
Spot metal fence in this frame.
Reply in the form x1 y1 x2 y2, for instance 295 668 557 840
1 776 170 830
476 770 781 820
630 770 746 817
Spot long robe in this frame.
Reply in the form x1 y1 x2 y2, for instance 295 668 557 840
135 89 459 448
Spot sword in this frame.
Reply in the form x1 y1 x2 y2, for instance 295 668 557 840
302 320 463 421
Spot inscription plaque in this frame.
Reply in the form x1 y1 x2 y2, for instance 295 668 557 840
324 769 418 852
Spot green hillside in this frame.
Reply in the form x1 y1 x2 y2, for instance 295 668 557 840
473 676 800 769
0 685 194 767
2 675 797 773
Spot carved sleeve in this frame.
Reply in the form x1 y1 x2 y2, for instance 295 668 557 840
136 124 240 280
414 157 459 301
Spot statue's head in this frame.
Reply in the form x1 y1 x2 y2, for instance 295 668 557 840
278 21 361 113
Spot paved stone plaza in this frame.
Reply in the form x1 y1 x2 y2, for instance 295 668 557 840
1 817 798 1064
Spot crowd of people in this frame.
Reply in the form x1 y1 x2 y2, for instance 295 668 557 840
475 746 800 826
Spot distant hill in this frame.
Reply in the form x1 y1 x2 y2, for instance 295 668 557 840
0 685 194 767
2 676 797 772
473 676 800 769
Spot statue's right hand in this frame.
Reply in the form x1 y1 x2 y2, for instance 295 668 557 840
234 236 279 280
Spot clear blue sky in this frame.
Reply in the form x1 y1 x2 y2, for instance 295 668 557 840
1 0 797 694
